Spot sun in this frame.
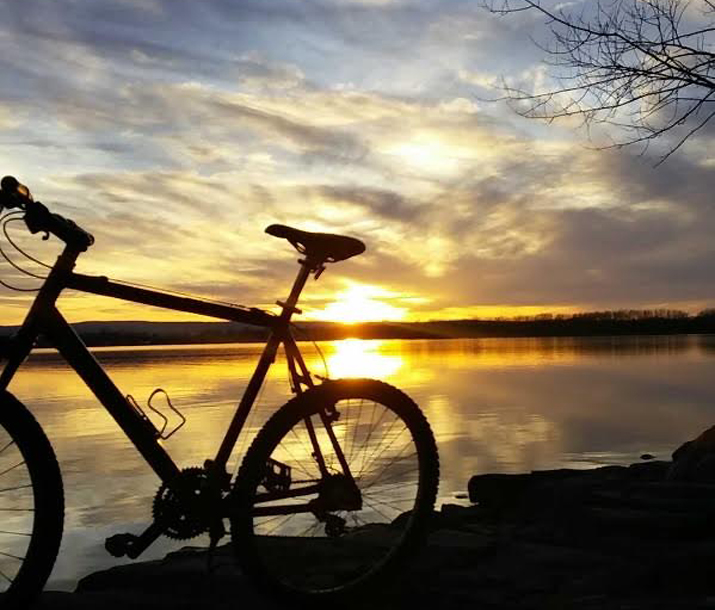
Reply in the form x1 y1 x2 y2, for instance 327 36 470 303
316 284 407 324
386 137 462 176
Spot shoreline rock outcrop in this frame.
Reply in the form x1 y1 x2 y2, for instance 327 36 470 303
36 430 715 609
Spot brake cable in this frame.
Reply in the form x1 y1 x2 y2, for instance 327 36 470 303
0 211 50 292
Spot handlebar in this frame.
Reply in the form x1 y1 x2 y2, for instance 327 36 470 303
0 176 32 204
0 176 94 252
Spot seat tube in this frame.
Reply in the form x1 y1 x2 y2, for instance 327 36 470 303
213 260 315 470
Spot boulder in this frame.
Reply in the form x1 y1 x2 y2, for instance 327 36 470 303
668 424 715 482
35 426 715 609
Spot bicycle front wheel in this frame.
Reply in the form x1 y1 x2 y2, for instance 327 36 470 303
232 378 439 602
0 391 64 609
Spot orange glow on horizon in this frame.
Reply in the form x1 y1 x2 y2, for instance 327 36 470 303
0 285 589 327
310 284 408 324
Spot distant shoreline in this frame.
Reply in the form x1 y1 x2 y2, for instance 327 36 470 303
1 311 714 348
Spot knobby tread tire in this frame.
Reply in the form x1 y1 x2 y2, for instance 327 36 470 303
0 391 64 610
231 378 439 606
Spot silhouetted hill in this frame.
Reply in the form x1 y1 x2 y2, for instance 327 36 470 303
0 309 714 348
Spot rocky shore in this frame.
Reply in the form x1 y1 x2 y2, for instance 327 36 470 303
36 427 715 609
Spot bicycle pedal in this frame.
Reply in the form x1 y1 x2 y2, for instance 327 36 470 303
105 533 138 558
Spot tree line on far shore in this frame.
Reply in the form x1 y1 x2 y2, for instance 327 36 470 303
493 309 705 322
0 309 713 348
342 309 715 341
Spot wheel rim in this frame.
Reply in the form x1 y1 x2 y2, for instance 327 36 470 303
248 396 423 594
0 428 35 593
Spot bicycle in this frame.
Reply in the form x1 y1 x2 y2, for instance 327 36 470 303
0 176 439 608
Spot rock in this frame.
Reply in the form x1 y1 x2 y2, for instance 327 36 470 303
467 472 533 507
36 483 715 610
627 459 670 480
669 424 715 482
35 427 715 610
436 503 490 531
40 546 280 610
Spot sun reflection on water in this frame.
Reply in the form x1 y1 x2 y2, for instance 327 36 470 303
10 336 715 591
322 339 404 379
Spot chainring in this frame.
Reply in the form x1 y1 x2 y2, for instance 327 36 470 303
153 467 213 540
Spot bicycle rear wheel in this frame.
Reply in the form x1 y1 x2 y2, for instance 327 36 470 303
0 391 64 609
232 378 439 603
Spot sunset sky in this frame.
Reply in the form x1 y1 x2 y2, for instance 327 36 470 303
0 0 714 324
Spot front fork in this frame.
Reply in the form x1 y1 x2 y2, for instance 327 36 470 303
283 331 355 485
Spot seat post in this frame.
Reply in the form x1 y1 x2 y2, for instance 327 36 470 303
277 258 317 322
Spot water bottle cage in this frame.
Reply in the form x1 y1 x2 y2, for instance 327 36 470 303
126 389 187 440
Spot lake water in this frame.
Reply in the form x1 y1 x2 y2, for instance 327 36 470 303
7 335 715 589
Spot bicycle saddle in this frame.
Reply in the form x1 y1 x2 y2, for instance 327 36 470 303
265 224 365 263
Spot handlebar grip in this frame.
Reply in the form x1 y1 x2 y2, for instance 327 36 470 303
1 176 94 251
0 175 32 209
1 176 19 193
24 200 94 251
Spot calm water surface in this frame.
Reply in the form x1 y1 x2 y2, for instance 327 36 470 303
9 335 715 588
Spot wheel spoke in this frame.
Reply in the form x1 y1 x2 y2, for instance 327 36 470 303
357 416 406 479
295 520 323 539
0 461 25 479
362 492 414 513
0 484 33 494
347 399 364 465
289 424 320 476
0 440 15 457
259 513 297 536
254 513 299 528
276 435 316 481
0 398 64 603
362 449 419 481
0 530 31 537
361 463 421 492
361 497 397 522
238 381 438 597
352 401 387 474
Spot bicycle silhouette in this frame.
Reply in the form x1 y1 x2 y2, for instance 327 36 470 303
0 177 439 608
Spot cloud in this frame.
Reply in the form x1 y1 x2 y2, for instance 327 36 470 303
0 0 713 323
315 185 424 222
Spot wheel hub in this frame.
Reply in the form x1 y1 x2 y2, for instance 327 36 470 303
313 473 362 513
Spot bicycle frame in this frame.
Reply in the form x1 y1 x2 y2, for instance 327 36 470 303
0 242 326 490
0 180 437 601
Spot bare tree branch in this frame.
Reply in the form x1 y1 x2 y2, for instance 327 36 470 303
483 0 715 163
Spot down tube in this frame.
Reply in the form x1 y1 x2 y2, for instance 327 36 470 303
214 330 283 470
42 307 181 483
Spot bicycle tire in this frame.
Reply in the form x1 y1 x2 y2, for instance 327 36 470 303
0 391 64 609
231 378 439 603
